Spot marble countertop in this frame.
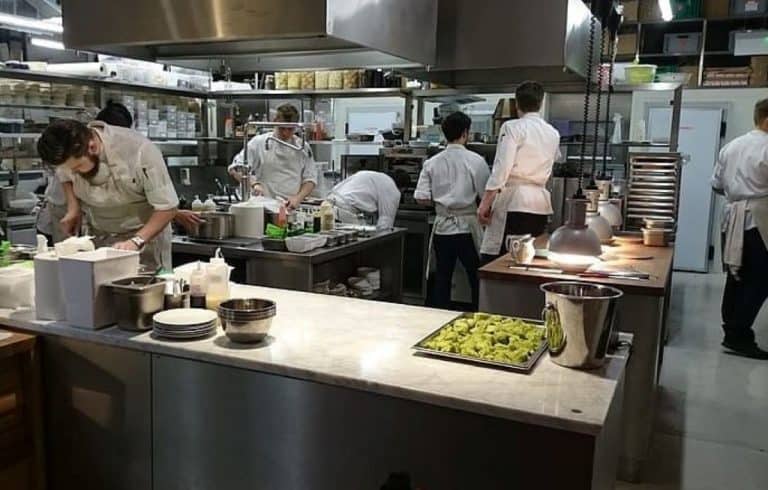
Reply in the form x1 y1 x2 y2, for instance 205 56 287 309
0 284 630 435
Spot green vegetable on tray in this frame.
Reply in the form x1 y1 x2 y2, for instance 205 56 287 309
422 313 546 365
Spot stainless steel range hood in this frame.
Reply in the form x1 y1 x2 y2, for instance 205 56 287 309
404 0 600 90
60 0 437 72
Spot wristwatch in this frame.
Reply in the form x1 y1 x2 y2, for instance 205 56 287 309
130 236 146 250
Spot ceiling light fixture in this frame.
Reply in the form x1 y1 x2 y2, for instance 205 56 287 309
30 37 65 51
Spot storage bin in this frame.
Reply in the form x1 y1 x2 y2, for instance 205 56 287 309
34 252 66 320
731 0 767 15
624 64 658 84
664 33 701 55
58 248 140 329
705 0 730 17
0 266 34 309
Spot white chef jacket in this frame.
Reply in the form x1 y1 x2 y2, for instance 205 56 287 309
712 129 768 230
328 171 401 230
486 112 561 214
414 144 490 234
57 121 179 270
229 131 317 200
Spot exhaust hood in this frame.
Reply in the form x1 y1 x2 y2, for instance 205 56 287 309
403 0 600 90
60 0 437 72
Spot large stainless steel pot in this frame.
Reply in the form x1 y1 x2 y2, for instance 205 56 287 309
108 276 167 331
540 282 623 369
187 212 235 240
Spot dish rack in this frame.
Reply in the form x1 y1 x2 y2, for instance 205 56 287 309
624 152 682 232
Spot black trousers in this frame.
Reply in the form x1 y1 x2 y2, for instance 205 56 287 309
481 211 548 265
433 234 480 311
721 228 768 345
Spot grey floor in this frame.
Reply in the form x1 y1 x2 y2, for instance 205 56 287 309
617 272 768 490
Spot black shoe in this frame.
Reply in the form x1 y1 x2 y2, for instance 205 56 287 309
722 341 768 360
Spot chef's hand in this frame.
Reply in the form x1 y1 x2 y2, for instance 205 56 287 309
113 240 139 252
60 211 82 236
286 194 302 210
251 183 264 196
174 209 205 232
478 202 493 226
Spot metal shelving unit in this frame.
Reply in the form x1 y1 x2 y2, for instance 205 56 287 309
210 87 408 99
0 103 87 111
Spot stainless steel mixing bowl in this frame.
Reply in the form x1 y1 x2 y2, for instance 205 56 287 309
218 298 276 343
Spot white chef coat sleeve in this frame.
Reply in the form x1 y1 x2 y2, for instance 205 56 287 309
56 166 73 183
376 181 400 230
413 162 432 201
137 141 179 211
486 123 520 191
712 146 726 191
472 156 491 199
300 147 318 185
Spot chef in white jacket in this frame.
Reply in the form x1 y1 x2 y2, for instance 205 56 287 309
37 119 179 271
327 170 401 230
477 81 561 262
711 98 768 360
228 104 317 209
415 111 490 310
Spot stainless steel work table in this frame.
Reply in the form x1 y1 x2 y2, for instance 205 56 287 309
172 228 405 302
2 284 630 490
478 240 675 482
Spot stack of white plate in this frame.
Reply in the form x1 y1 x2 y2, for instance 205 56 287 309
152 308 218 340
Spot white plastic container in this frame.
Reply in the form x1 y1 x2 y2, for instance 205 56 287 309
230 198 265 238
58 248 140 329
0 266 34 309
205 249 231 311
34 252 67 320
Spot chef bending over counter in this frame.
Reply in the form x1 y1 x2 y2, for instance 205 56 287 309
228 103 317 210
37 117 179 271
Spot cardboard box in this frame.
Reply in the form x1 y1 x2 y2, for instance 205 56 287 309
639 0 662 20
751 56 768 86
704 0 731 18
617 33 639 56
622 0 640 21
679 65 700 86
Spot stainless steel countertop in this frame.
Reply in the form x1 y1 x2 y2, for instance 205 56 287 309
172 228 406 263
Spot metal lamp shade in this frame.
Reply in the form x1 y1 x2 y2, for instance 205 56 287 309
549 198 603 257
549 225 603 256
598 199 623 229
586 212 613 244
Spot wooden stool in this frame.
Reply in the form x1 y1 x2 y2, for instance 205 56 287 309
0 331 44 490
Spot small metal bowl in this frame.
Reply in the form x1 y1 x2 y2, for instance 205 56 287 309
218 298 276 343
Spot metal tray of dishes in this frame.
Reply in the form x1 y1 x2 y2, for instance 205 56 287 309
413 313 549 373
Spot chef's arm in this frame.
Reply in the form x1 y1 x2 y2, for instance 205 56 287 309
62 180 79 214
135 209 176 242
296 181 315 201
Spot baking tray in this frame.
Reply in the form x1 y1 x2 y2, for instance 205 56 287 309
413 313 549 373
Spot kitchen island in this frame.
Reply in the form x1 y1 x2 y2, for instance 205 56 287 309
479 237 674 482
2 284 629 490
172 228 405 301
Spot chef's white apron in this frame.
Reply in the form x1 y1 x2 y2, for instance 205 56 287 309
71 139 172 272
723 196 768 275
480 177 548 256
425 203 483 279
259 142 310 200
